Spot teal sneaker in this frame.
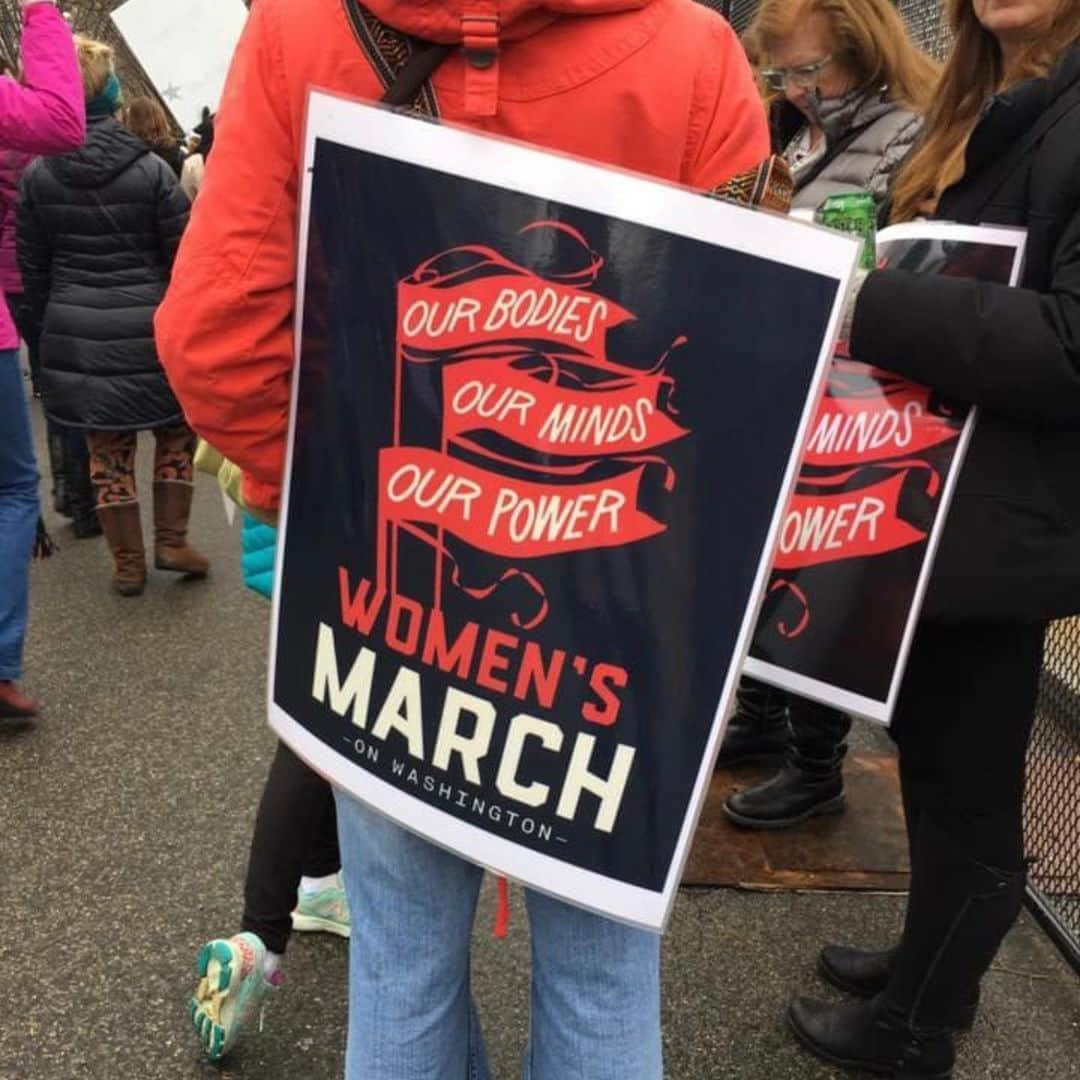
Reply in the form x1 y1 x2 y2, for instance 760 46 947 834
189 932 279 1061
290 874 351 938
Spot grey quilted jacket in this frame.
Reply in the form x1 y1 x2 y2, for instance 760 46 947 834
773 89 923 213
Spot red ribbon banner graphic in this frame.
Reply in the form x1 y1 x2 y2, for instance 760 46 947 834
772 470 928 570
398 243 633 362
442 357 689 457
763 355 967 639
804 359 962 467
379 446 666 560
381 223 686 628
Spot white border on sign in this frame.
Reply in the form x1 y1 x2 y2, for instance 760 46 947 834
268 88 861 931
744 222 1028 725
875 220 1030 255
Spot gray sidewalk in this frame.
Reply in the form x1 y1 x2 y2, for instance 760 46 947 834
1 403 1077 1079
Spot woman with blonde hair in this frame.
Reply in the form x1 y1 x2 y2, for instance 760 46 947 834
743 0 938 211
720 0 939 829
18 36 208 597
786 1 1080 1076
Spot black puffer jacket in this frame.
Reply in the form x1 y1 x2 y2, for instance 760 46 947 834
852 44 1080 623
17 116 190 430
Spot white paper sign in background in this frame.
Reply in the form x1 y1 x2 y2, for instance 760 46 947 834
112 0 248 131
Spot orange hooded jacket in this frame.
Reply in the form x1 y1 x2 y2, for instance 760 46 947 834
155 0 769 512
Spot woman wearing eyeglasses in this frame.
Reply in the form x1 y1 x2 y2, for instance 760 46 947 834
717 0 939 832
785 0 1080 1076
746 0 938 213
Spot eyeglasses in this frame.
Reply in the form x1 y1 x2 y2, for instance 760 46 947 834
760 56 832 93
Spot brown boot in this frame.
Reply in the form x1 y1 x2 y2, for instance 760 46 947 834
96 503 147 596
153 482 210 577
0 680 39 720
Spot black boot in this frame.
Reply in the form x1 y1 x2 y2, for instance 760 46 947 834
65 431 101 539
787 995 954 1079
789 819 1025 1077
817 946 978 1031
889 817 1023 1032
723 699 850 828
46 420 72 517
715 678 789 768
819 944 894 998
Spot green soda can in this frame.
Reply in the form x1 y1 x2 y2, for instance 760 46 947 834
815 192 878 271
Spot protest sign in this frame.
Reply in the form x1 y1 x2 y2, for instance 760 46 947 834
269 91 859 929
745 223 1027 724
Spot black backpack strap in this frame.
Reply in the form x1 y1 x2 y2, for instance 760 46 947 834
343 0 453 117
794 119 874 194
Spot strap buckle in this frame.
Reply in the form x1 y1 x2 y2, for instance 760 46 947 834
462 12 499 68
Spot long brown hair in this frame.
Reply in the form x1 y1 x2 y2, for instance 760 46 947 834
125 96 174 153
745 0 940 114
891 0 1080 222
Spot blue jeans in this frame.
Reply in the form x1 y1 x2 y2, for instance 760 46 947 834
0 348 39 681
335 792 663 1080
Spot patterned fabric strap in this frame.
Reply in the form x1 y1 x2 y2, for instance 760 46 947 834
710 154 795 215
344 0 790 209
343 0 443 118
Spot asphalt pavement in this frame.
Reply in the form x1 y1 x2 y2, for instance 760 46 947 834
2 396 1077 1079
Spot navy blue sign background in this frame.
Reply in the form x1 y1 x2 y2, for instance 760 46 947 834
273 137 838 894
748 234 1021 712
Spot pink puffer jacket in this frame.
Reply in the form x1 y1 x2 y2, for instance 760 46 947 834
0 2 84 348
0 149 33 295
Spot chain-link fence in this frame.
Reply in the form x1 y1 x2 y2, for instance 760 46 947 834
1027 623 1080 972
707 0 952 56
724 0 761 33
894 0 952 59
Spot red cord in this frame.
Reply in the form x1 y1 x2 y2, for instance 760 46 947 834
494 875 510 939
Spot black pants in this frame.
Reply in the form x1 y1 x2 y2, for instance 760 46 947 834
877 619 1046 1024
789 696 852 769
242 741 341 954
891 620 1045 873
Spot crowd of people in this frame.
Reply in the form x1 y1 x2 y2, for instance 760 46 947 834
1 0 1078 1077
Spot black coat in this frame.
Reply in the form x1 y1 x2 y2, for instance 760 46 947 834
852 45 1080 623
156 141 185 180
17 116 190 430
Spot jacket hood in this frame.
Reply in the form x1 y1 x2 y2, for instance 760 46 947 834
45 117 149 189
364 0 649 43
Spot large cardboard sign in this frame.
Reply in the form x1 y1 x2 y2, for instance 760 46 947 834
112 0 247 129
269 91 859 929
745 223 1027 723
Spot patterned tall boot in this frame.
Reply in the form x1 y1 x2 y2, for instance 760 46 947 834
153 482 210 577
96 503 147 597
